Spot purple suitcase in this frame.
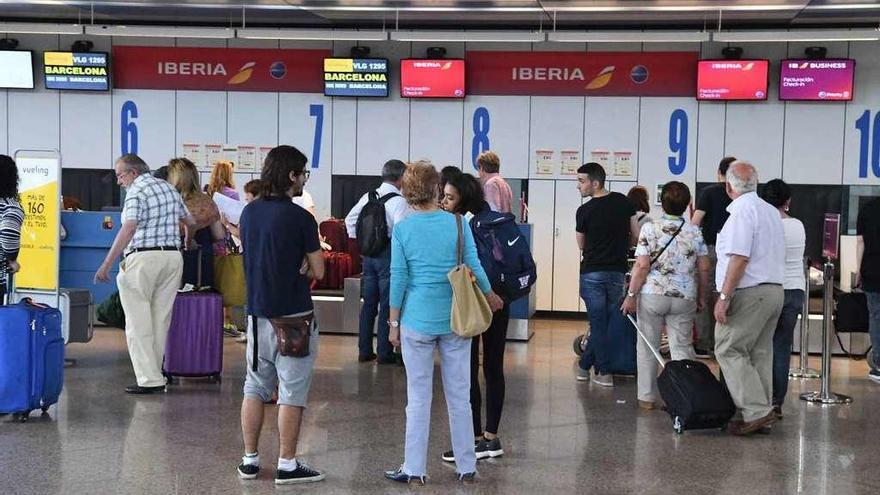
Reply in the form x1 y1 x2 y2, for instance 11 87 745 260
162 291 224 383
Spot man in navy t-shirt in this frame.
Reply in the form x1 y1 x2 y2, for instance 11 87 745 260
237 145 326 485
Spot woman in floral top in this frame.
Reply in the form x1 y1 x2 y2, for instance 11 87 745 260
621 181 711 411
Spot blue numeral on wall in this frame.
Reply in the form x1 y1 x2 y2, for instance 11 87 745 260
121 100 138 156
855 109 880 178
471 107 490 170
668 109 688 175
309 104 324 169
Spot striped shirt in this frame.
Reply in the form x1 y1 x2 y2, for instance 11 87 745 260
0 197 24 261
122 173 190 253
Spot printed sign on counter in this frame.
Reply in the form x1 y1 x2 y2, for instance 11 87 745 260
204 144 223 171
590 150 611 173
182 143 203 169
15 151 61 293
258 145 274 170
613 151 633 177
237 145 257 171
535 149 554 175
560 150 581 175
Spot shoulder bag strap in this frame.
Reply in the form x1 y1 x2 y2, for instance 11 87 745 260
649 220 685 267
455 213 464 266
251 314 259 371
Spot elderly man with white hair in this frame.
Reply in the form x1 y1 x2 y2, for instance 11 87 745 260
713 161 785 435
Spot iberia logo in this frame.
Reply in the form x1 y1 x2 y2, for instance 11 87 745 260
441 61 454 70
585 66 615 90
228 62 256 85
741 62 755 71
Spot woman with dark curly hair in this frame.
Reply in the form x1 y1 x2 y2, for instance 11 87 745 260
0 155 24 289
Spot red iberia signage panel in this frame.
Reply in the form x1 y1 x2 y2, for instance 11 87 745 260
112 46 329 92
466 51 699 97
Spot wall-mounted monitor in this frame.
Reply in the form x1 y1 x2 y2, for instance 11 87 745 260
779 58 854 101
400 59 465 98
324 57 388 97
43 51 110 91
0 51 35 89
696 59 769 101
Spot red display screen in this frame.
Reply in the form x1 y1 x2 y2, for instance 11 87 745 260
696 60 769 101
400 59 465 98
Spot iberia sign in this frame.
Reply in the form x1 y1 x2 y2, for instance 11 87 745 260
466 51 699 97
112 46 330 92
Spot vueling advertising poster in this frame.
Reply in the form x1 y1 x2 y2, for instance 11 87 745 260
15 153 60 292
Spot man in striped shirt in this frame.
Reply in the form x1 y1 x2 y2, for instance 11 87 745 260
95 154 196 395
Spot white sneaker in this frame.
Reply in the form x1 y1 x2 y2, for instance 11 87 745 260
591 372 614 387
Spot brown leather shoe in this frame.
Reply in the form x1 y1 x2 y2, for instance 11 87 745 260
637 400 656 410
729 411 777 436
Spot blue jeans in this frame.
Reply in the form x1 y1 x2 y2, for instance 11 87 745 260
867 291 880 370
772 289 804 406
400 328 476 477
358 249 392 360
578 271 625 374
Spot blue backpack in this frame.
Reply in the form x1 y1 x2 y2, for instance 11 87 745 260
470 210 537 302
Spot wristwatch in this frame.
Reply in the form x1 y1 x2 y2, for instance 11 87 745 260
626 291 636 299
388 320 400 328
719 292 730 302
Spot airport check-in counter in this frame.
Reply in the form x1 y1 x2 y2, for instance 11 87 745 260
60 211 121 306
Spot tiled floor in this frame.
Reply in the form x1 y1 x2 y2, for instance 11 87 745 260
2 318 878 495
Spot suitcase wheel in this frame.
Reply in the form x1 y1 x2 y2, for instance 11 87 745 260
16 411 30 423
210 374 222 384
40 406 49 413
165 375 176 385
573 334 587 356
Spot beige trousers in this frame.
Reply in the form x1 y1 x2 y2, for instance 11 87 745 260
714 284 784 423
636 294 697 403
117 251 183 387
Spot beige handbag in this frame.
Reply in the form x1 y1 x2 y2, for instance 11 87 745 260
448 214 493 338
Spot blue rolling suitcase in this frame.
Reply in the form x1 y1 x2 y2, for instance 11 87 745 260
0 277 65 422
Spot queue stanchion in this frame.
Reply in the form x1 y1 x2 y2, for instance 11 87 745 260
800 260 852 405
790 257 820 379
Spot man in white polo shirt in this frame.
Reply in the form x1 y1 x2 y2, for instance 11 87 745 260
714 161 785 435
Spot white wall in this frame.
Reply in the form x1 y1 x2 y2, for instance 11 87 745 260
4 36 880 215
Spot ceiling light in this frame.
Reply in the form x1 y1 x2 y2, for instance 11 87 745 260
0 22 83 35
712 29 880 42
390 30 545 43
84 25 234 39
236 28 387 41
548 31 709 43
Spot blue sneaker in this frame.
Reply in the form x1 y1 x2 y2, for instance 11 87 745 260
384 466 426 485
868 369 880 384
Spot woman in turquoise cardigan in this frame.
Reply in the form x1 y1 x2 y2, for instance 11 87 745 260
384 161 503 485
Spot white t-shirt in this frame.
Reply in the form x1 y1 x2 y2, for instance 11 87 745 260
782 217 806 290
292 189 315 214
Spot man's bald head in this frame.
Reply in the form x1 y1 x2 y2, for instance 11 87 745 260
726 161 758 197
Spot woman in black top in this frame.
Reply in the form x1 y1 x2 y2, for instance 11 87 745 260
440 172 510 461
0 155 25 293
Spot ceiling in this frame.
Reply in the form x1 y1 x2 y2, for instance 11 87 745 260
1 1 879 30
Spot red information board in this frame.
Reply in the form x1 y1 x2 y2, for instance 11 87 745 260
696 60 769 101
400 59 465 98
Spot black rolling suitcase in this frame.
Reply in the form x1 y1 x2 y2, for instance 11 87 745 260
626 314 735 434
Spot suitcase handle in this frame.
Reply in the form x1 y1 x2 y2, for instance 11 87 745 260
625 314 667 369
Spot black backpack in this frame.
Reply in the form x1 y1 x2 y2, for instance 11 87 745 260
356 191 399 256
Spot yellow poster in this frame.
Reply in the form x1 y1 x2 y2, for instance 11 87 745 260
16 154 60 292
